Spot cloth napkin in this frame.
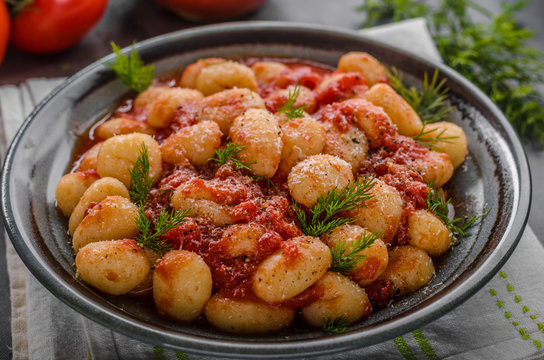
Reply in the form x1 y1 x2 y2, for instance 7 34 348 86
2 19 544 360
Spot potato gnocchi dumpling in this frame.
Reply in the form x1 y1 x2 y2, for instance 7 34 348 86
180 57 226 88
252 236 332 303
417 121 467 169
229 108 283 178
153 250 212 321
322 121 369 173
196 88 265 134
301 272 371 327
55 171 100 217
251 61 288 86
380 245 435 298
76 239 149 295
279 116 326 176
160 120 222 166
195 61 258 96
338 51 388 86
72 195 138 252
408 209 452 257
365 83 423 136
95 117 156 140
322 224 389 287
204 295 295 334
68 177 129 235
97 133 162 188
147 88 203 128
57 52 472 335
343 179 403 243
288 154 353 208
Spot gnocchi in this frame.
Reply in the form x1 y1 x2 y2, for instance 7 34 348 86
57 52 473 335
76 239 149 295
153 250 212 321
229 108 283 178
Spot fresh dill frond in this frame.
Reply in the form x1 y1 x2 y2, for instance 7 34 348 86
426 185 489 238
322 315 351 334
129 145 189 255
330 231 380 274
129 143 154 207
277 82 307 120
135 207 190 255
413 124 458 151
208 142 253 171
294 176 376 237
358 0 544 143
388 68 453 124
106 42 154 93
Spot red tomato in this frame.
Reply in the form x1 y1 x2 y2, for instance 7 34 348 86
154 0 267 21
0 1 9 64
11 0 108 54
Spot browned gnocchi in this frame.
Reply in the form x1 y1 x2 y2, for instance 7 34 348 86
57 52 472 335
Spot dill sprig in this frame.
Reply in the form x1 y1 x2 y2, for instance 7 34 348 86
330 231 380 274
358 0 544 143
294 176 376 237
106 42 154 93
277 82 307 120
129 143 154 207
426 185 489 238
413 124 458 151
388 68 453 124
130 145 189 254
208 142 253 171
135 207 190 254
322 315 350 334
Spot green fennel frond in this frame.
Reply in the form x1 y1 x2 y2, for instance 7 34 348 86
330 231 380 274
106 42 154 93
277 82 307 120
426 185 489 238
295 176 376 237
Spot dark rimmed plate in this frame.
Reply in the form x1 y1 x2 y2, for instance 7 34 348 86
0 22 531 358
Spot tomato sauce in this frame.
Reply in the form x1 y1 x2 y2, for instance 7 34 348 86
68 56 444 316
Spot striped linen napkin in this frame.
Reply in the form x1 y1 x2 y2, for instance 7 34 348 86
1 19 544 360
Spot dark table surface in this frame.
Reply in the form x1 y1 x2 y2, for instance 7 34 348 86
0 0 543 359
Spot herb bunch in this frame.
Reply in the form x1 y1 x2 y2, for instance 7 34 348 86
358 0 544 143
294 176 376 237
208 142 253 171
106 42 155 93
130 145 188 254
277 82 307 120
330 231 380 274
426 185 489 238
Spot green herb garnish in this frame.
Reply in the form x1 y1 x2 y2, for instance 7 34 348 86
413 124 458 151
130 145 189 254
388 68 453 124
330 231 380 274
294 176 376 237
129 143 154 207
208 142 253 171
426 185 489 238
135 207 190 255
358 0 544 143
277 82 307 120
106 42 154 93
323 315 350 334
